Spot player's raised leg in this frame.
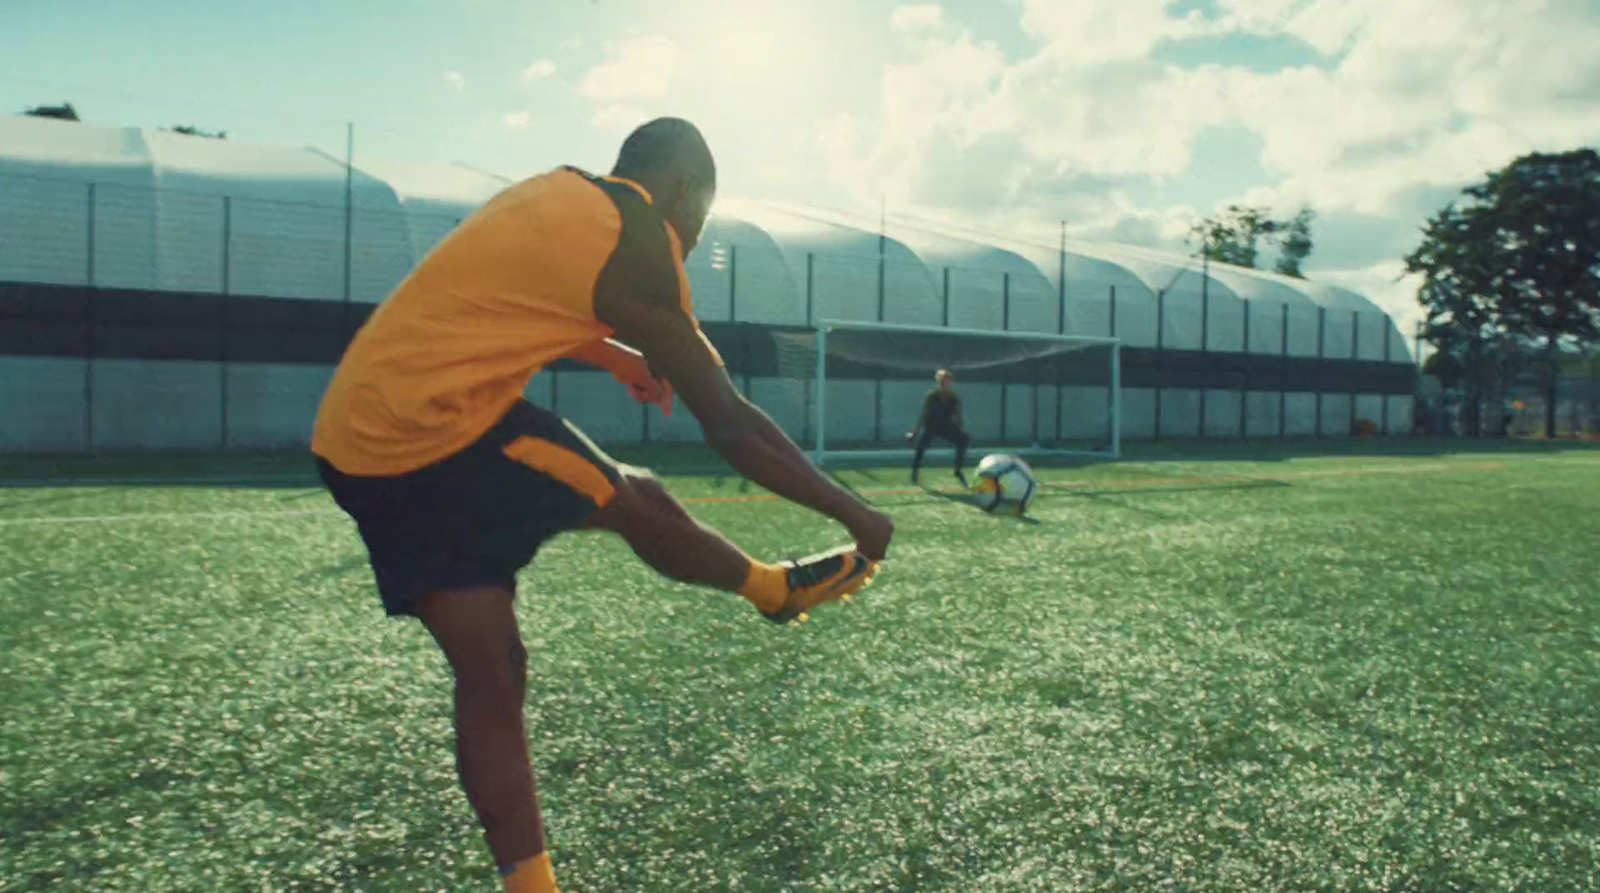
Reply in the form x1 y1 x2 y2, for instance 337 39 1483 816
415 585 557 893
587 470 876 623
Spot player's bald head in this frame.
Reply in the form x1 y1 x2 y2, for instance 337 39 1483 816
612 117 716 191
611 117 717 256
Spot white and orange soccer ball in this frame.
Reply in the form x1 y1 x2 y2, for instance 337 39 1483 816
971 453 1037 516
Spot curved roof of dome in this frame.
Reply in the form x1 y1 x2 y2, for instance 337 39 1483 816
1296 279 1385 316
2 115 1394 324
346 158 511 216
1 115 402 209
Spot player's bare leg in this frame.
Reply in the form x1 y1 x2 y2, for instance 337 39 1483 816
416 586 558 892
587 470 876 622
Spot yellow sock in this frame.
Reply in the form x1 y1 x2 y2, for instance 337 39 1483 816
739 560 788 614
500 852 558 893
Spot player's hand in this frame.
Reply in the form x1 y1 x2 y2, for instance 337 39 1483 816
847 507 894 561
611 351 673 416
628 378 674 416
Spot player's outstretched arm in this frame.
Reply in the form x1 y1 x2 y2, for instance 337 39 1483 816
598 300 891 559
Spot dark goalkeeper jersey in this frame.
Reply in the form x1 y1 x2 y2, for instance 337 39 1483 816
921 390 963 431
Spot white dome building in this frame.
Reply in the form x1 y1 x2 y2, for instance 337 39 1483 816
0 114 1414 453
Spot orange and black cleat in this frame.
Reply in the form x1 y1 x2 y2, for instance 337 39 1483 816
761 546 879 625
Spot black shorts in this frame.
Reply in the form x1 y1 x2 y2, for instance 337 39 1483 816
317 400 623 617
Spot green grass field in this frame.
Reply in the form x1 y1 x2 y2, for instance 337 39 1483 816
3 442 1598 892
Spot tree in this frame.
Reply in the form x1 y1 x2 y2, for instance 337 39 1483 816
1274 209 1316 279
1191 205 1278 269
166 125 227 139
1189 204 1316 277
1406 148 1600 438
23 102 79 122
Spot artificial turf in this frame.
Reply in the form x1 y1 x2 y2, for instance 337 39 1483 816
2 442 1597 892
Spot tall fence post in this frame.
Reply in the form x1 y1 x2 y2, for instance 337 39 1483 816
343 121 354 305
1002 272 1011 331
1057 220 1067 335
1197 271 1212 438
1382 313 1392 436
876 249 886 323
941 267 950 327
1057 255 1067 335
1240 298 1250 440
1154 291 1165 440
1279 302 1290 438
220 196 233 448
1054 250 1067 446
805 252 815 327
1315 306 1327 438
1351 309 1362 436
1000 271 1011 439
803 252 815 445
1096 284 1115 448
84 183 96 452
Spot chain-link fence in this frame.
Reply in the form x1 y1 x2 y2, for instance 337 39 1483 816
2 169 1424 452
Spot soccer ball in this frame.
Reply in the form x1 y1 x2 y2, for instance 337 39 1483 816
971 454 1038 516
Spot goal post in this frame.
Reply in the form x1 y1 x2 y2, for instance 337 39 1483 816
785 318 1122 468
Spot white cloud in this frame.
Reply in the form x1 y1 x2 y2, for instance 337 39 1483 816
1019 0 1203 66
521 59 556 81
561 37 584 52
891 4 945 32
1221 0 1600 217
591 104 647 132
502 110 531 129
578 35 680 102
443 71 466 91
816 0 1600 275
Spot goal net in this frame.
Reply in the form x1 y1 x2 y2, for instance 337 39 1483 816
768 319 1121 467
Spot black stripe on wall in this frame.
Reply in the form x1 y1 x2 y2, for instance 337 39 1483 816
0 280 1416 395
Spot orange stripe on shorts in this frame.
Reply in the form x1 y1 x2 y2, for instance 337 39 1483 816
502 436 617 508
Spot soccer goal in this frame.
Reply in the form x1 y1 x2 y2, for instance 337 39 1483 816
772 319 1121 468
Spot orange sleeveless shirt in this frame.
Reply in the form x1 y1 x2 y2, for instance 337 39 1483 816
312 168 696 476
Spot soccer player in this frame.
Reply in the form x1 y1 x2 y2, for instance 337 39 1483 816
311 118 893 893
906 369 971 487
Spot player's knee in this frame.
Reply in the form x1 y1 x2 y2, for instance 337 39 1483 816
605 472 691 530
452 633 527 707
633 475 691 522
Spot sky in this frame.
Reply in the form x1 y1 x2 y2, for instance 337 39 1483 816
5 0 1600 333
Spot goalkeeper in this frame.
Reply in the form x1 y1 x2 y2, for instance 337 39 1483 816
906 369 971 487
312 117 892 893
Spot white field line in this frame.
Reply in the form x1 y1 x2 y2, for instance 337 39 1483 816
0 473 318 489
0 507 338 528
